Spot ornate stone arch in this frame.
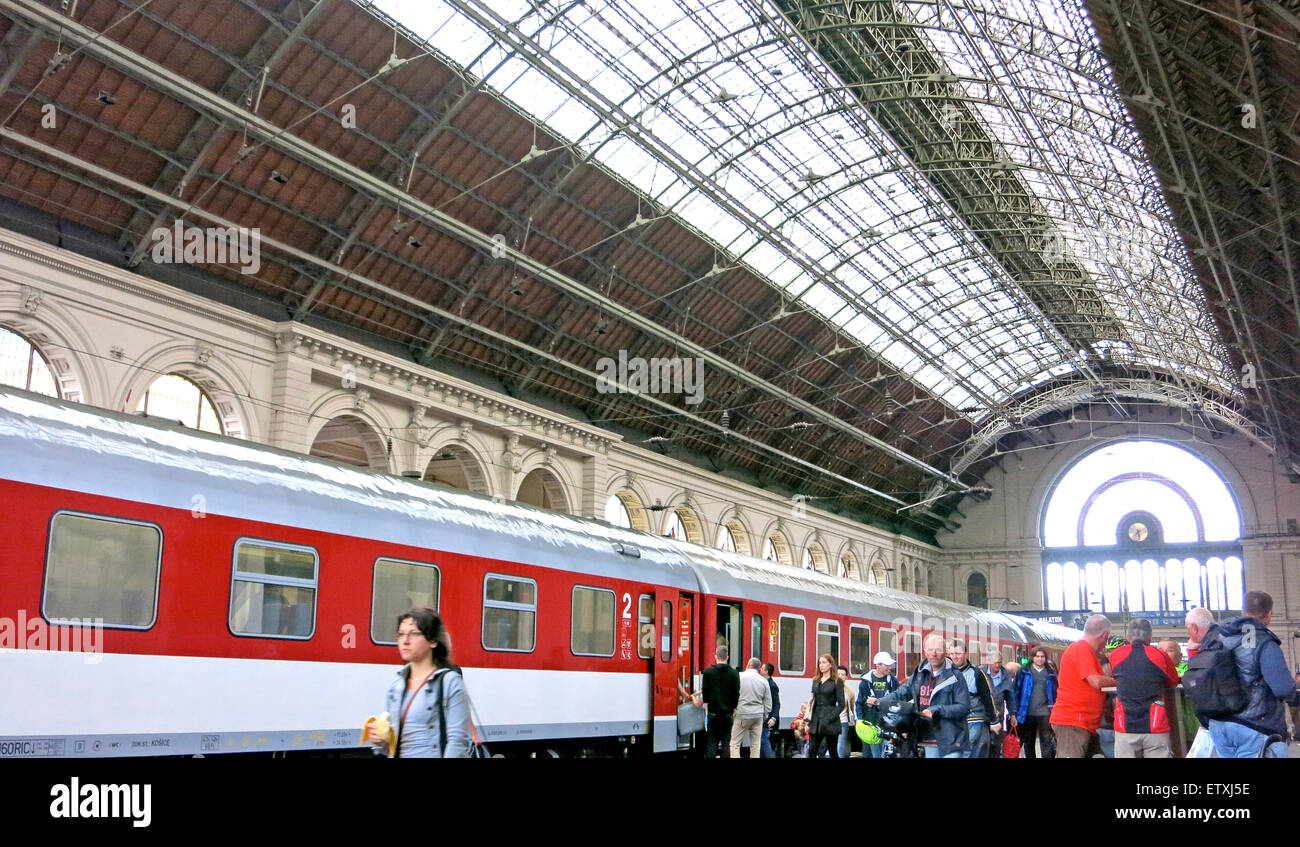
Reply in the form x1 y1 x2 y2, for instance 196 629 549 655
658 493 706 545
604 474 652 532
803 536 830 573
867 550 890 586
757 518 795 566
305 391 395 472
421 440 492 496
118 339 258 440
835 543 861 580
514 453 575 514
713 507 755 556
0 285 96 404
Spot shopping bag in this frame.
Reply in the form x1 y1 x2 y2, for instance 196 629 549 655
1186 727 1216 758
677 702 705 736
1001 730 1021 759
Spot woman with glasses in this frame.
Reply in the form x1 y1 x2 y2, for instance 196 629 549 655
808 653 845 758
366 607 471 757
1014 646 1058 758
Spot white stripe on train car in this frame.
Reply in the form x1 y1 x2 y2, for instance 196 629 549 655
0 651 650 736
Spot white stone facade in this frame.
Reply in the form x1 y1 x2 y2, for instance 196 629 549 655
940 413 1300 665
0 226 938 587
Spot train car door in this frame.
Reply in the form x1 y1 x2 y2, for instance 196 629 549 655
652 589 697 752
714 599 745 671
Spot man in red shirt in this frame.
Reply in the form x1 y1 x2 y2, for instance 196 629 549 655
1050 614 1117 757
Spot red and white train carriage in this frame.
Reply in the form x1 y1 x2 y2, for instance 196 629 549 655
0 388 1081 757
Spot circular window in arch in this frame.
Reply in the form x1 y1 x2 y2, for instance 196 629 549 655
0 327 59 397
1042 441 1240 546
136 373 222 434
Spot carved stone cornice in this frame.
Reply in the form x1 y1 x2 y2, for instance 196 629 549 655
276 324 616 457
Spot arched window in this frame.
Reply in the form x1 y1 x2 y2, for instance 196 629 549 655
663 507 703 544
716 519 751 555
804 541 827 573
604 490 648 531
137 373 222 434
1040 441 1243 614
966 572 988 608
764 532 792 565
0 327 58 397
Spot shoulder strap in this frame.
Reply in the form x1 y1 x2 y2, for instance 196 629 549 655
436 671 448 759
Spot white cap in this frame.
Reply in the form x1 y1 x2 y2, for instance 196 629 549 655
872 652 896 666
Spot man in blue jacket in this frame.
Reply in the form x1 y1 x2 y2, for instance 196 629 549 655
880 633 971 758
1207 591 1300 757
1015 646 1058 758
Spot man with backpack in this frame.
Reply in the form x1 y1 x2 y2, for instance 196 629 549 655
1184 591 1300 757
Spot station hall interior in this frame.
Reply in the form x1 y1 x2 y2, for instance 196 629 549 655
1 0 1299 668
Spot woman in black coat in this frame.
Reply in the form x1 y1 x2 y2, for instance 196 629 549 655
809 653 845 758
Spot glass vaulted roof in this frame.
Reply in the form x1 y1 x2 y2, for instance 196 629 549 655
370 0 1233 416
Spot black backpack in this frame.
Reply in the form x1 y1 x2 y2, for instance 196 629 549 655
1182 640 1248 719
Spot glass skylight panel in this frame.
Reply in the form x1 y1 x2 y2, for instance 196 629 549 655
374 0 1233 420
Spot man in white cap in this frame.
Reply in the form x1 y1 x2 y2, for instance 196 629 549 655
856 651 900 758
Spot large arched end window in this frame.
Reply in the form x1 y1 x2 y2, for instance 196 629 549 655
137 373 222 434
1041 441 1242 614
0 327 59 397
967 572 988 609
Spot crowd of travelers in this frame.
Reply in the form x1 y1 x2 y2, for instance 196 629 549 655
366 589 1299 758
700 589 1300 759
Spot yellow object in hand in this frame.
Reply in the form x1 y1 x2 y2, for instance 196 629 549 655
362 711 396 757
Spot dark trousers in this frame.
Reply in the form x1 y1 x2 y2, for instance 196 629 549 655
810 733 840 758
760 724 775 758
706 711 734 758
1019 715 1056 758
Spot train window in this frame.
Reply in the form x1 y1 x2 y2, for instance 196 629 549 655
228 539 318 639
849 625 871 677
750 614 762 661
482 574 536 652
1003 644 1016 665
902 632 922 677
878 628 897 661
778 614 805 675
370 558 440 644
967 640 981 664
816 619 840 665
571 586 616 657
44 511 161 629
638 595 654 660
660 600 672 663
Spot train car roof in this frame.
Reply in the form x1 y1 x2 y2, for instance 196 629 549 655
0 388 699 589
0 388 1086 645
